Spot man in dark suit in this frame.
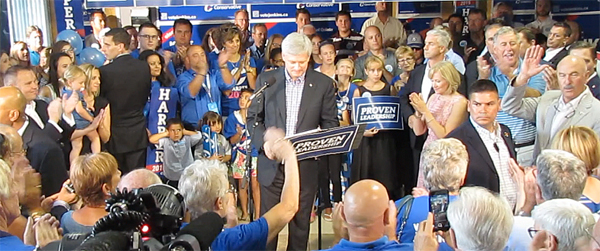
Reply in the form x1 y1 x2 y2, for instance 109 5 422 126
3 65 76 143
569 41 600 100
399 27 467 190
85 10 106 49
0 87 68 197
447 79 518 208
465 23 503 91
543 22 570 68
248 32 338 251
100 28 152 173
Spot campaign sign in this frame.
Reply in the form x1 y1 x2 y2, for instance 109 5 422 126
353 96 403 130
287 125 365 161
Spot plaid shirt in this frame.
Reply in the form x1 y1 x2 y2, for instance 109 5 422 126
471 117 518 209
285 70 306 136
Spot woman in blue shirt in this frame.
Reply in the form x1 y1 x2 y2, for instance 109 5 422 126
214 25 257 117
140 50 179 176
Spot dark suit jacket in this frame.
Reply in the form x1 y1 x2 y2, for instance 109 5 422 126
587 74 600 100
546 48 568 69
84 34 100 48
446 119 516 193
100 54 151 154
32 99 75 143
465 52 494 94
247 67 339 186
399 63 468 149
22 121 69 197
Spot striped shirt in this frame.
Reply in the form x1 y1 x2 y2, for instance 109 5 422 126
285 70 305 136
471 117 518 209
489 61 546 145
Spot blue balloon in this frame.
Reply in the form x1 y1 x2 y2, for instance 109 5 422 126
79 48 106 67
56 30 83 55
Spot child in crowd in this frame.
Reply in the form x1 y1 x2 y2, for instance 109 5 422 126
61 65 101 163
224 88 260 221
149 118 202 188
194 111 232 168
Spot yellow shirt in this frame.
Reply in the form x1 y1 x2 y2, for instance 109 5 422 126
361 14 407 45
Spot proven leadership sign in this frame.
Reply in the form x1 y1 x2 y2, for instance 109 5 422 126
353 96 403 130
286 125 365 161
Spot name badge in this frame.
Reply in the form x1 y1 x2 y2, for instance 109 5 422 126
208 102 219 114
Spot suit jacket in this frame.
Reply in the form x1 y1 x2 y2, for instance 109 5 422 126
502 84 600 159
446 119 516 193
32 99 75 143
100 54 151 153
84 34 100 49
22 121 69 197
546 48 568 69
247 67 339 186
465 52 494 93
587 74 600 100
399 63 468 149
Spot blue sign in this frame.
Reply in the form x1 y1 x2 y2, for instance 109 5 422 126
250 4 298 19
353 96 403 130
136 0 183 6
287 125 365 161
343 2 376 13
159 5 245 21
56 0 85 35
85 0 134 8
398 2 442 15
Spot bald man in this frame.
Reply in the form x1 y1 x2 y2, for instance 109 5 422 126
502 46 600 159
117 168 162 191
178 45 226 129
0 87 68 196
325 179 412 250
353 26 398 83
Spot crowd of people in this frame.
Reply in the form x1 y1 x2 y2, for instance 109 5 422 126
1 0 600 250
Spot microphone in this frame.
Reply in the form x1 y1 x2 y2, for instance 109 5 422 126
160 212 224 251
249 77 276 100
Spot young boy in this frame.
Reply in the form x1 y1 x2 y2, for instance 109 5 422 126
149 118 202 188
223 88 260 220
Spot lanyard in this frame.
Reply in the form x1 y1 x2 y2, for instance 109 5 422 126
202 73 213 102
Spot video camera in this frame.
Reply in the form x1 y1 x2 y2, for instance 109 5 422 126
42 184 224 251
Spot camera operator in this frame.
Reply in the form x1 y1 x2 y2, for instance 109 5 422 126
179 127 299 250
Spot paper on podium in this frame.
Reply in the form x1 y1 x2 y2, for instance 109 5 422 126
284 124 366 161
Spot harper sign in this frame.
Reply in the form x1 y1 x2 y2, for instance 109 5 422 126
353 96 404 130
286 125 365 161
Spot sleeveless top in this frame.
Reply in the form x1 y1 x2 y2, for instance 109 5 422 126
357 83 392 97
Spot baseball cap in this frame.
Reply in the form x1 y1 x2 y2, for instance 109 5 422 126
407 33 424 48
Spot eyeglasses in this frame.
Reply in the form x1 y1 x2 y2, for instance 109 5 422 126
585 228 600 248
528 227 540 238
11 148 26 156
397 58 415 64
139 35 160 40
553 103 576 119
62 48 74 53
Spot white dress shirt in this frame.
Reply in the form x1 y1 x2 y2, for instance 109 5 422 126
543 47 564 62
421 62 433 103
24 101 76 133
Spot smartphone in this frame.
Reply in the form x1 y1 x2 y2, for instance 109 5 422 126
429 189 450 231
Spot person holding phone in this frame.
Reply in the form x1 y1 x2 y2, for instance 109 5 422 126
395 138 467 247
414 187 514 251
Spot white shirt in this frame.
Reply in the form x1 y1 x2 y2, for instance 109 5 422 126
421 62 433 103
17 118 29 136
550 87 590 136
24 101 75 133
543 47 564 62
471 117 518 209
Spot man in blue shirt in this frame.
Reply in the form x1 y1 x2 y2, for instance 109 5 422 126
164 19 193 77
325 179 413 251
249 24 268 74
178 128 300 251
480 26 545 166
26 25 44 66
178 45 230 129
132 23 176 75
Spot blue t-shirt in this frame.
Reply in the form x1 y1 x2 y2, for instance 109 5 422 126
210 217 269 251
178 69 231 128
321 236 413 251
145 80 179 174
163 45 187 76
0 231 34 251
396 195 457 250
336 83 358 122
60 210 94 235
223 110 258 158
213 56 257 116
30 50 40 66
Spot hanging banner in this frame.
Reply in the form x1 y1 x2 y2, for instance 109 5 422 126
55 0 86 36
286 125 365 161
353 96 404 130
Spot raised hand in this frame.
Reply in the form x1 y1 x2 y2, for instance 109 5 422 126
47 99 62 123
477 56 491 80
542 67 559 91
414 213 439 251
516 45 550 87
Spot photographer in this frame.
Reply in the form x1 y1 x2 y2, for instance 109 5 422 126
179 127 299 250
414 187 513 251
